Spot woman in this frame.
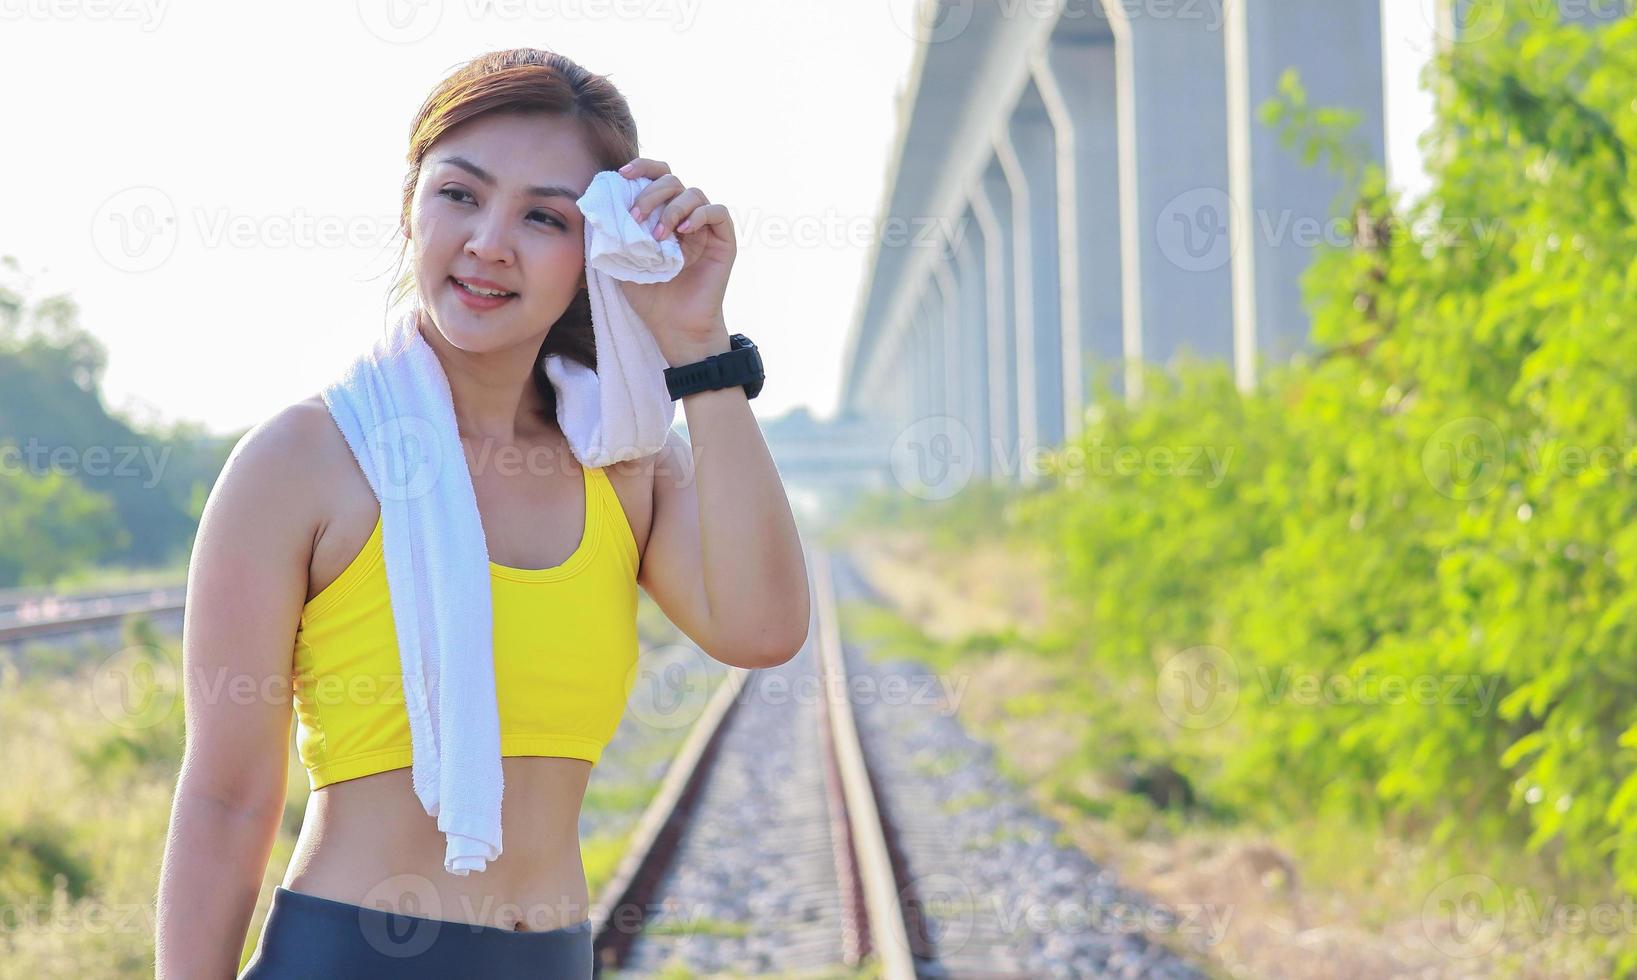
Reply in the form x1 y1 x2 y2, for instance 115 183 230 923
154 48 810 978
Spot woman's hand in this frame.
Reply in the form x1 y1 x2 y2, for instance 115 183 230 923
614 157 736 366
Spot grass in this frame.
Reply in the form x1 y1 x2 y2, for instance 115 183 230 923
0 587 716 978
838 518 1636 979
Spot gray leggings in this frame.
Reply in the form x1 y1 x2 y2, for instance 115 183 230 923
237 885 595 979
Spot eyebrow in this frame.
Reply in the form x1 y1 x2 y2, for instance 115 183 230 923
434 155 582 201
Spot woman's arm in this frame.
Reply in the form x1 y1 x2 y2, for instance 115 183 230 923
154 404 325 979
615 159 812 668
638 355 811 669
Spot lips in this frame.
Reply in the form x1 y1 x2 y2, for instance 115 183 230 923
451 276 517 298
449 276 518 310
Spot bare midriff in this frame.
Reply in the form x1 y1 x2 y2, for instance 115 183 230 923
281 756 594 933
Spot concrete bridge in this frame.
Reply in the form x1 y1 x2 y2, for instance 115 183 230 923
835 0 1627 489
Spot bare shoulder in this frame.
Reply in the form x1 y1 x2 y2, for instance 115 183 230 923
208 395 376 581
218 396 338 526
176 394 350 811
282 393 378 532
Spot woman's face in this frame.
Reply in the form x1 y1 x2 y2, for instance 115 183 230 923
408 111 600 354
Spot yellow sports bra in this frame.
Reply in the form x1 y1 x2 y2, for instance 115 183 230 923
290 463 640 790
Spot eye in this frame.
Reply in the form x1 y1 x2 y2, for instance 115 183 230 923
438 187 564 230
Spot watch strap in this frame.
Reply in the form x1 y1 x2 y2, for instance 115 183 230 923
664 334 763 400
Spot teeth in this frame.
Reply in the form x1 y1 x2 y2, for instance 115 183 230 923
455 278 513 298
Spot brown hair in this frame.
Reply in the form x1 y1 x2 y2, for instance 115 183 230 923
387 48 640 427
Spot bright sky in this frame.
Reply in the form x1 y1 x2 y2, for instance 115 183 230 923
1 1 1437 439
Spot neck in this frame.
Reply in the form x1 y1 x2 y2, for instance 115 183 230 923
415 307 552 446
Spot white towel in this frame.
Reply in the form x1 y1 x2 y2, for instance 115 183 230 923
315 170 685 874
544 169 686 467
321 304 502 875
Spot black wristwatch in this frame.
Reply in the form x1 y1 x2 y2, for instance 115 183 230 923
664 333 764 400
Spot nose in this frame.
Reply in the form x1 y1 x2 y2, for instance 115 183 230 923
464 211 514 266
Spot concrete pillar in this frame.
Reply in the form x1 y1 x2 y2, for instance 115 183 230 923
891 317 913 435
974 160 1028 485
925 281 949 425
913 298 935 424
1035 31 1125 435
1002 81 1066 451
941 275 957 430
904 305 922 427
1101 0 1234 400
949 209 993 482
1226 0 1386 389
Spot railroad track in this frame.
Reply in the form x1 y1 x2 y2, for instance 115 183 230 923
0 584 185 644
589 543 1038 979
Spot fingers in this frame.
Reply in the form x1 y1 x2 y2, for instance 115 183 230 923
628 173 682 223
618 157 668 179
672 203 734 246
655 188 711 240
620 156 674 222
617 159 729 245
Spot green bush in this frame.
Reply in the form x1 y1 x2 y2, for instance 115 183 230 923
997 5 1637 961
